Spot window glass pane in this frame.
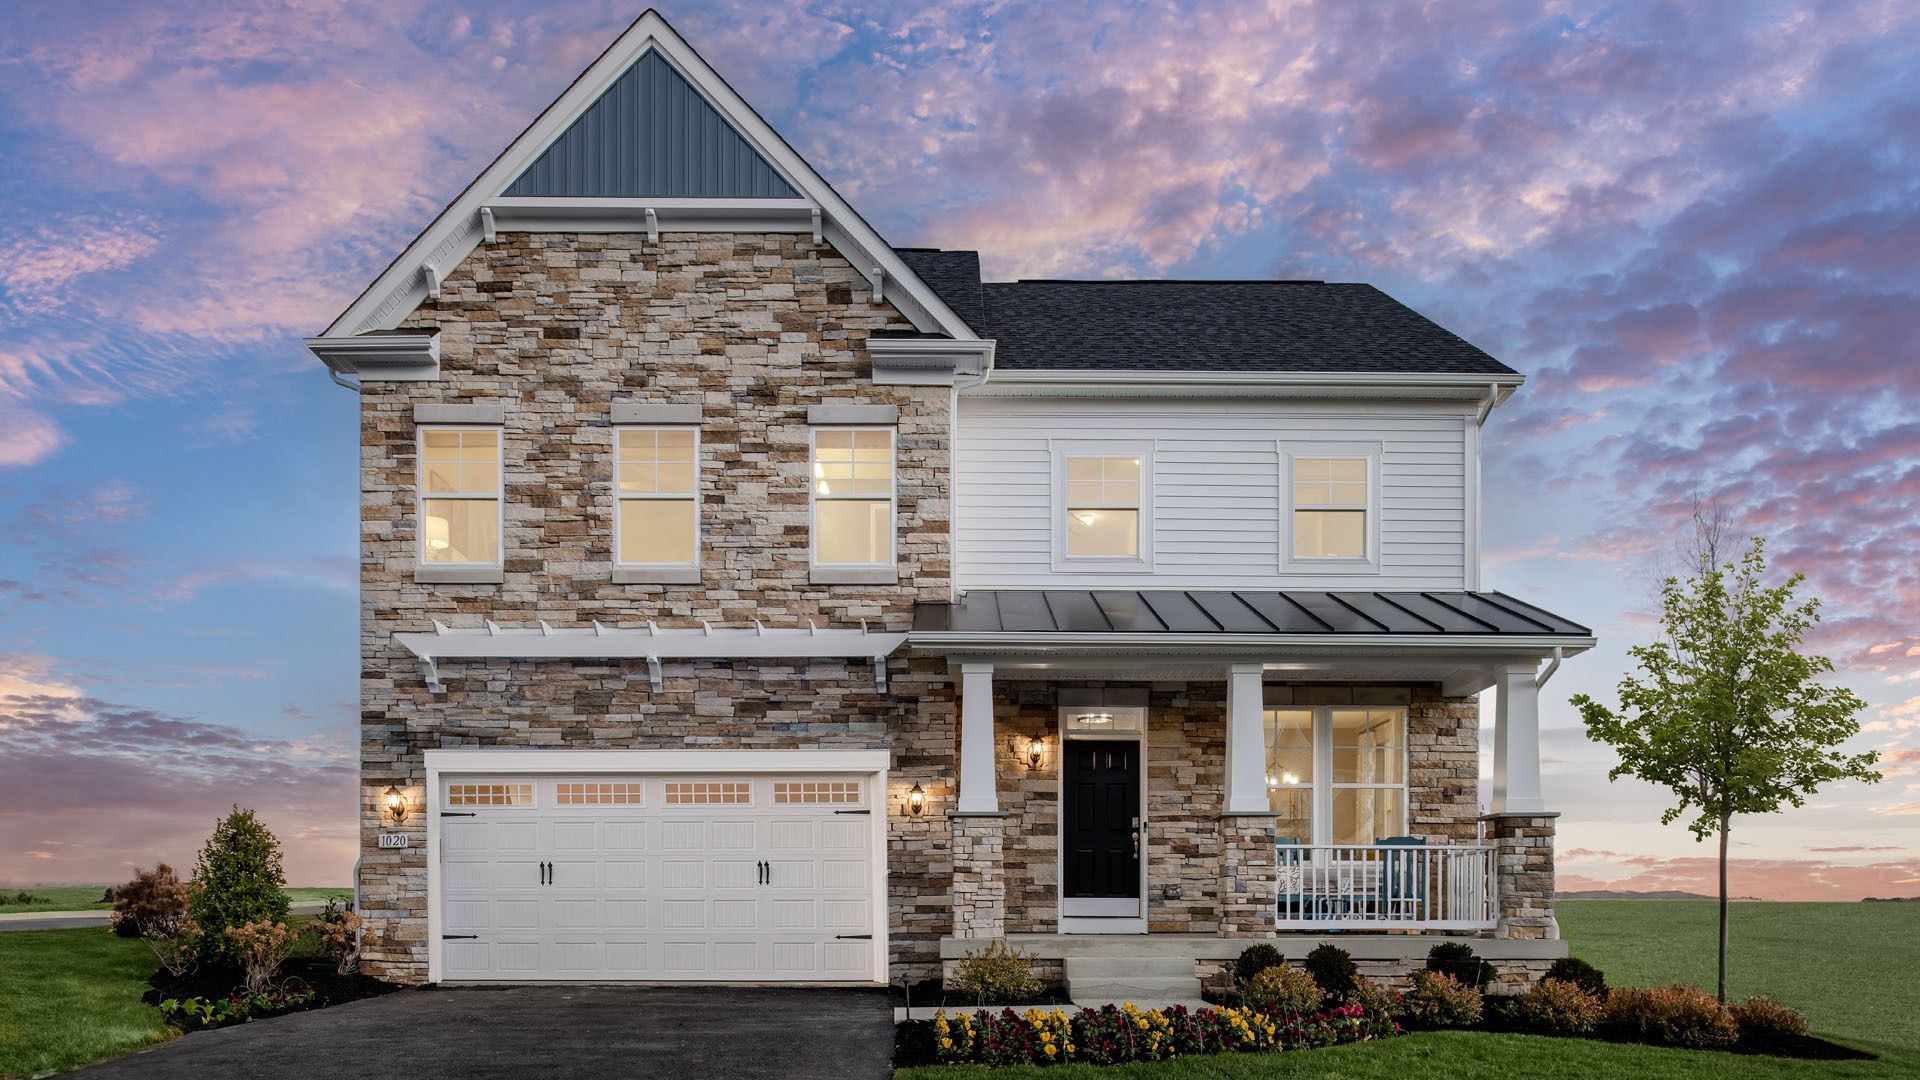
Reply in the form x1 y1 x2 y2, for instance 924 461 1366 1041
1294 480 1329 505
1066 457 1102 481
460 429 499 460
817 498 891 564
1330 481 1367 505
459 463 499 494
655 461 696 494
657 429 696 457
1294 509 1365 558
1063 707 1142 733
815 429 852 451
619 499 696 564
423 430 461 459
1263 709 1313 785
1066 479 1104 505
1328 458 1366 482
1331 787 1405 845
619 462 657 494
422 429 498 494
1296 457 1332 481
1067 508 1138 557
1331 709 1405 784
422 498 499 564
423 463 462 494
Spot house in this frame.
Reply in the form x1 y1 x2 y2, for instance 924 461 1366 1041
309 10 1592 997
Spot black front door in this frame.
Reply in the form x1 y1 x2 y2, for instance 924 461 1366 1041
1062 739 1140 900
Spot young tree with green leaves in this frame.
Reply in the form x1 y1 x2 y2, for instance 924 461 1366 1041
1572 536 1878 1002
189 806 290 965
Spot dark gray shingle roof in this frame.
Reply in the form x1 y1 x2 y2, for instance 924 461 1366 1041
895 248 986 332
914 590 1589 636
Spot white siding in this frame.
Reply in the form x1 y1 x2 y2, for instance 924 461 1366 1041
954 397 1475 590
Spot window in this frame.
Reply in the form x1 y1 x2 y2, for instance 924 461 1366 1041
1264 707 1407 845
1065 456 1142 557
773 780 862 805
616 427 699 567
420 427 501 566
556 782 644 806
1292 457 1368 559
446 782 533 807
811 428 894 567
664 781 752 806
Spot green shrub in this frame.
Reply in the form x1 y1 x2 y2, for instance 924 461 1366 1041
1303 944 1358 1001
950 939 1043 1005
189 807 290 965
1544 956 1607 997
1515 978 1604 1035
1347 975 1401 1017
1425 941 1490 990
1233 943 1284 987
1603 984 1739 1049
1732 995 1810 1039
1241 965 1323 1014
1402 970 1483 1029
108 863 191 938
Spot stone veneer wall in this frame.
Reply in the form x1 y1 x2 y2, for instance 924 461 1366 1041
358 232 958 984
1488 813 1558 940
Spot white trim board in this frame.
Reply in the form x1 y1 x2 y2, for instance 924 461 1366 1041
318 11 976 343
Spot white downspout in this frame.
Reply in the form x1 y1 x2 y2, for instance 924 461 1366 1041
949 339 994 603
329 368 362 392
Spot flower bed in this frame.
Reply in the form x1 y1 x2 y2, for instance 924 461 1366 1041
896 1002 1398 1068
145 956 398 1032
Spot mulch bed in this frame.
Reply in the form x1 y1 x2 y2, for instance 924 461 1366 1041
146 957 400 1017
895 979 1074 1011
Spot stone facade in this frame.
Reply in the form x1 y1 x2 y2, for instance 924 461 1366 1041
949 815 1007 939
1487 813 1558 940
357 231 959 984
1217 818 1280 936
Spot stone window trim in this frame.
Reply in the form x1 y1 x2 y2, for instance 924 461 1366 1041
413 402 507 425
1048 439 1156 573
806 403 898 426
612 402 703 425
1278 440 1382 575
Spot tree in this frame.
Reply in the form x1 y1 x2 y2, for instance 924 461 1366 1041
1571 536 1878 1002
189 806 290 966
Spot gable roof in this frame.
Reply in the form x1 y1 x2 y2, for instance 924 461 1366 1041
896 252 1514 375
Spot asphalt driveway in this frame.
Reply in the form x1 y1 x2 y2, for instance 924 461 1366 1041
69 985 895 1080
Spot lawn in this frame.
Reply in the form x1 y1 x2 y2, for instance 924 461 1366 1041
898 900 1920 1080
0 928 172 1079
0 886 352 914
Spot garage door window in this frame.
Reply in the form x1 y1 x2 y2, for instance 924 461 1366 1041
447 782 533 806
556 782 644 806
773 780 862 805
664 781 751 805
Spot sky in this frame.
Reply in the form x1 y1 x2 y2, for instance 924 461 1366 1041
0 0 1915 896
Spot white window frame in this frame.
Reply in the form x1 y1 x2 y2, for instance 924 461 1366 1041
1050 440 1154 572
808 425 897 573
1279 441 1381 575
1264 706 1409 846
417 424 504 573
613 425 701 574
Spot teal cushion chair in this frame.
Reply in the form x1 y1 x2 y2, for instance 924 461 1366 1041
1376 835 1428 922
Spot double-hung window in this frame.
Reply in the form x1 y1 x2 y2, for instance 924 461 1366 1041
1052 442 1153 569
1264 707 1408 846
616 426 699 570
1281 443 1379 572
419 427 501 569
811 427 895 569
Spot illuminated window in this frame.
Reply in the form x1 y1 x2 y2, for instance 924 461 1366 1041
773 780 862 805
419 427 501 566
664 781 752 806
1064 456 1142 558
811 428 894 567
1291 457 1368 560
556 782 644 806
1264 708 1407 845
616 427 699 567
445 782 533 807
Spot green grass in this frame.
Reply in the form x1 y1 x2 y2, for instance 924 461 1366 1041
0 928 172 1079
899 900 1920 1080
0 886 352 914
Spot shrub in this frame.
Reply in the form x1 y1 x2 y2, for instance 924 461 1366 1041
311 897 364 975
107 863 191 939
144 917 204 978
1241 965 1324 1015
226 919 301 995
190 807 289 965
1401 970 1483 1029
1515 978 1604 1035
1233 943 1284 987
1732 996 1810 1039
949 939 1043 1005
1425 941 1491 990
1544 955 1608 998
1347 975 1401 1018
1603 984 1739 1049
1303 944 1358 1001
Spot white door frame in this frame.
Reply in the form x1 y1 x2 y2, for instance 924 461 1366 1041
423 748 891 984
1055 711 1149 933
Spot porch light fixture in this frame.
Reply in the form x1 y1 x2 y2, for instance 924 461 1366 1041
1009 734 1045 770
906 782 927 817
382 785 408 826
1078 712 1114 726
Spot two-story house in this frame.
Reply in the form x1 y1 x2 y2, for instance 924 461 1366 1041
309 11 1592 999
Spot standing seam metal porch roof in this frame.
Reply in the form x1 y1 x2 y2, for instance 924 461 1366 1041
912 590 1590 637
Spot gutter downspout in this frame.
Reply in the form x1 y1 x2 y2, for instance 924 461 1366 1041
329 368 363 393
949 339 995 604
1534 646 1564 689
1473 382 1500 427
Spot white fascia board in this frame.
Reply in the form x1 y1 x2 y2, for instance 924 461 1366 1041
909 631 1593 655
868 337 996 386
303 334 440 378
322 12 975 342
969 369 1525 400
483 196 819 235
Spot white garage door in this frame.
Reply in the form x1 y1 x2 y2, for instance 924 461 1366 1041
437 773 878 982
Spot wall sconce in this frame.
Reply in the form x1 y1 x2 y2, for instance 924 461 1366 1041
906 782 927 817
383 785 409 827
1009 734 1045 770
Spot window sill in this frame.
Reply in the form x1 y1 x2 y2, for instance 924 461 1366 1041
1280 559 1380 576
1049 557 1154 574
809 566 899 585
415 566 504 585
612 567 702 585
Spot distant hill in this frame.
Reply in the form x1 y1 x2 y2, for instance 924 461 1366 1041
1556 889 1720 900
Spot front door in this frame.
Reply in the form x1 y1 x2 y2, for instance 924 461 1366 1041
1061 739 1141 918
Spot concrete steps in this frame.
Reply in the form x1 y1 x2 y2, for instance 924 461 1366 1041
1064 956 1203 1006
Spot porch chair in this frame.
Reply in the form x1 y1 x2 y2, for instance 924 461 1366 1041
1275 837 1349 923
1375 835 1428 923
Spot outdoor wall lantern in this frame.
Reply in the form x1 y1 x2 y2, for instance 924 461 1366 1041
383 785 409 826
906 782 927 817
1009 734 1046 770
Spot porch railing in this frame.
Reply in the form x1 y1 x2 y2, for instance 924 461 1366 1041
1274 843 1497 930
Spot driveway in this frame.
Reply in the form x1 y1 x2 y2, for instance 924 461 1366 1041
69 985 895 1080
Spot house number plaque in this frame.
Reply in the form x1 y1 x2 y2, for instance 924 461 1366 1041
377 833 411 849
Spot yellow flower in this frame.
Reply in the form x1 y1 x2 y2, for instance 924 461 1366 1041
940 1037 953 1049
1044 1045 1058 1057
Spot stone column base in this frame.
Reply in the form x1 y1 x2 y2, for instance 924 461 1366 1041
1217 814 1279 937
1484 812 1558 940
950 813 1008 940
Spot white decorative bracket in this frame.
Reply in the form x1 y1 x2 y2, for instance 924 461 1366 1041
423 263 442 300
645 207 660 244
479 207 496 243
869 266 885 304
810 207 823 245
872 656 888 693
646 655 664 693
420 656 442 694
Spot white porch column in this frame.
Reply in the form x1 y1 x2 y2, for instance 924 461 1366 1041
1224 662 1269 814
1490 661 1547 814
956 663 998 814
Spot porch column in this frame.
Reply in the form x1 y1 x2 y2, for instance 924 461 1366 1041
1223 663 1268 814
1490 661 1546 814
1220 663 1278 936
956 663 998 814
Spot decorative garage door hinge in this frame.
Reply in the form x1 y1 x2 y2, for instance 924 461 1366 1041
442 934 479 940
834 934 873 940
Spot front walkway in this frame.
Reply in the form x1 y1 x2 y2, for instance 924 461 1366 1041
70 985 894 1080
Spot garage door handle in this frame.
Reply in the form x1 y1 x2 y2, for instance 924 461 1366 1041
757 860 767 885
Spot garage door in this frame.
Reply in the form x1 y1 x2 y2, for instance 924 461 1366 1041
438 773 877 982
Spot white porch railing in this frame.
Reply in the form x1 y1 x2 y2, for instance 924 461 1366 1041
1274 843 1497 930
